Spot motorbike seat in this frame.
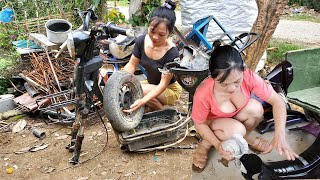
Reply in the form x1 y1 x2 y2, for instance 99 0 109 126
261 135 320 179
240 135 320 179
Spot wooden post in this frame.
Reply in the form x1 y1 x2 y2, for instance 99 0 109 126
24 11 30 35
36 10 40 33
55 0 66 19
47 8 51 19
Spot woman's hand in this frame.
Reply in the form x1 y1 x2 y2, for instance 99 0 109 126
263 135 299 161
217 143 234 161
122 99 144 113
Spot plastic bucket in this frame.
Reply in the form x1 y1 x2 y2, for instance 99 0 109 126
0 94 16 113
45 19 72 44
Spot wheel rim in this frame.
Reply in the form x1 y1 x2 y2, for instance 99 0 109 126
119 83 135 111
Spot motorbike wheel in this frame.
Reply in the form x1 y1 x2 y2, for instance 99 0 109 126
103 70 144 131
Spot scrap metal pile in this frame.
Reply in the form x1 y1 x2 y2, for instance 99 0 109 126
24 52 74 94
13 51 76 122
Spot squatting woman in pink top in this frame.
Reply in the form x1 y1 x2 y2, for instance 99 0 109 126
191 43 298 172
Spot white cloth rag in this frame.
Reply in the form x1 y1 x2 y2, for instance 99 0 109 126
221 133 249 167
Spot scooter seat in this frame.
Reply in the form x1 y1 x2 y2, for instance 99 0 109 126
260 135 320 179
240 136 320 180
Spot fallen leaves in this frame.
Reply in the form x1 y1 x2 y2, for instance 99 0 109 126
15 143 49 154
12 119 27 133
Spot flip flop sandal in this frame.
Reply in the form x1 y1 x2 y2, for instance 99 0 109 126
249 137 270 152
192 141 211 173
192 163 205 173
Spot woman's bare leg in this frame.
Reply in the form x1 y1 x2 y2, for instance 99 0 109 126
141 83 167 111
233 98 264 145
208 118 247 141
193 118 246 169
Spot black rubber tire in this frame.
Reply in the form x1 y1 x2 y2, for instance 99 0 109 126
103 70 144 131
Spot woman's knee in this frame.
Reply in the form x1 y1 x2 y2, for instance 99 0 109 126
246 99 264 120
142 83 155 95
227 120 246 136
209 119 246 140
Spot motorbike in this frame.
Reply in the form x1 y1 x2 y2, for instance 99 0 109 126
63 5 136 164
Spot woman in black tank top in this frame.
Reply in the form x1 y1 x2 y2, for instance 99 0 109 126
123 0 182 113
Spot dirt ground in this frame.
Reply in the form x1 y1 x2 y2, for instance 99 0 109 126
0 92 197 180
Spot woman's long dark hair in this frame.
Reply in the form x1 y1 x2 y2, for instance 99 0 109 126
148 0 176 33
209 41 246 83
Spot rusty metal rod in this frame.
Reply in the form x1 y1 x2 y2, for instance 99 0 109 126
46 51 63 93
19 73 48 92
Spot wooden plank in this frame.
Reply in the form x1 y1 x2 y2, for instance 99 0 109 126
28 33 60 51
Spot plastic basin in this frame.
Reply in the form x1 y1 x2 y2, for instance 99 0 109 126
45 19 72 44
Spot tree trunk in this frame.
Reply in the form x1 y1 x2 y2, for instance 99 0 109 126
244 0 288 70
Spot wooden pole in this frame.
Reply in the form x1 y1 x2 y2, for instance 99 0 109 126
36 10 40 33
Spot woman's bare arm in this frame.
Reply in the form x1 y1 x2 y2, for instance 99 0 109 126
123 54 140 74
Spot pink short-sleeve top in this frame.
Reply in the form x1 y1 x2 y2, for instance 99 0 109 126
191 69 273 124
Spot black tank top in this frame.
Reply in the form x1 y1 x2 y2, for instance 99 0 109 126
132 35 179 85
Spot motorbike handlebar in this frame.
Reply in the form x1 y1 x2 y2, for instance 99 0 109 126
103 22 135 37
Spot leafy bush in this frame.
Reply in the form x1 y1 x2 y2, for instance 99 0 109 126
0 22 21 50
289 0 320 11
104 8 127 25
129 0 161 27
0 79 9 95
0 51 19 95
118 0 130 6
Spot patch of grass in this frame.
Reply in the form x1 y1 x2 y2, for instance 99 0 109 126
283 13 320 23
108 0 129 7
267 40 305 65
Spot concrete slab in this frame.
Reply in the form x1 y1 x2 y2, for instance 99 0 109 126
191 126 316 180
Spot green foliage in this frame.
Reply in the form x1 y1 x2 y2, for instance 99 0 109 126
288 0 320 11
0 48 20 95
104 8 127 25
0 22 22 50
0 1 103 50
118 0 130 6
0 50 19 95
0 0 92 21
0 49 19 78
107 0 129 7
267 40 304 65
0 79 9 95
129 0 161 27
